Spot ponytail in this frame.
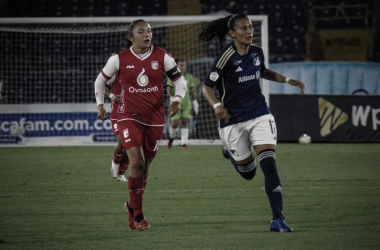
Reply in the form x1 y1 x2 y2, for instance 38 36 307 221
199 15 232 47
199 14 248 47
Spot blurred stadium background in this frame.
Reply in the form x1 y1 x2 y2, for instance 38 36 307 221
0 0 379 145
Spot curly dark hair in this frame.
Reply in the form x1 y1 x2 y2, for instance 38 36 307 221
199 14 248 47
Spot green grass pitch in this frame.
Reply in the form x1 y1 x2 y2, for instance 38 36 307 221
1 143 380 249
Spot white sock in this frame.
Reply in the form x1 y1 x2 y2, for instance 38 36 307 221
169 127 178 140
181 128 189 145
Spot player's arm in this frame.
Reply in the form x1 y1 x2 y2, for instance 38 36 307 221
94 54 119 120
192 76 201 115
188 75 197 101
167 85 174 97
105 76 120 103
261 67 305 95
105 88 120 104
203 67 229 122
189 87 196 100
189 86 199 115
202 85 229 122
166 78 175 104
164 54 187 117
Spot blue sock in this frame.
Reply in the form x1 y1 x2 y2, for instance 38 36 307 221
258 149 284 220
236 160 257 180
223 148 257 180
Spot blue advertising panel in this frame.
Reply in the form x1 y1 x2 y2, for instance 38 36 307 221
0 112 112 137
0 104 115 144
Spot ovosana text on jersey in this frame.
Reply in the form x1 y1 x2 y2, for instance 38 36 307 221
128 86 159 93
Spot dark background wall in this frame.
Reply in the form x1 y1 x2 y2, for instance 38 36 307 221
0 0 378 64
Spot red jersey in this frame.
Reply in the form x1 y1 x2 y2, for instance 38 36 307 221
109 74 121 120
117 46 171 126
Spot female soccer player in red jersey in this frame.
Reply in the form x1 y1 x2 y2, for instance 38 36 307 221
94 19 187 231
104 75 129 182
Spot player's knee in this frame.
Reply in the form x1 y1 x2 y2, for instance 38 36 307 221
115 144 124 153
181 120 189 128
130 159 144 168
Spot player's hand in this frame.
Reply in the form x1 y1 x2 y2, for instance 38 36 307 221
169 101 180 117
288 79 305 95
215 105 230 122
192 100 199 115
169 96 175 104
97 104 107 120
111 95 120 103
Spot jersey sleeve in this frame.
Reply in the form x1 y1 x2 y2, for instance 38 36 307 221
102 54 120 79
94 54 120 105
164 53 176 71
204 44 235 88
259 48 267 73
163 52 186 100
204 58 224 88
106 75 115 86
164 53 182 82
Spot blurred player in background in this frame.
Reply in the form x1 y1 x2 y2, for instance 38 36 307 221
103 74 129 182
167 59 199 149
95 19 187 231
200 14 305 232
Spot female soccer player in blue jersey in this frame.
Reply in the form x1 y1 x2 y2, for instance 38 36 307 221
200 14 305 232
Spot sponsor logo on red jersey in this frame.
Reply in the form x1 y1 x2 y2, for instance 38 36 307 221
151 61 158 70
137 68 149 87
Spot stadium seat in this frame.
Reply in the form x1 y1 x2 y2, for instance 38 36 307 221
289 55 305 62
257 4 268 15
272 56 286 63
287 37 305 54
269 16 284 29
270 38 287 54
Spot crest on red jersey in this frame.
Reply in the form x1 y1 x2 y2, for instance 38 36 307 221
123 128 129 138
151 61 158 70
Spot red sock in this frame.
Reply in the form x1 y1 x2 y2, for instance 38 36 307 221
143 175 148 190
113 152 122 165
141 175 148 198
128 176 144 216
118 155 129 175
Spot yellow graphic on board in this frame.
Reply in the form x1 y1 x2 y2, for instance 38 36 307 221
318 98 349 137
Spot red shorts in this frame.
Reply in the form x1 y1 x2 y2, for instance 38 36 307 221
111 118 119 137
110 102 120 137
117 119 164 158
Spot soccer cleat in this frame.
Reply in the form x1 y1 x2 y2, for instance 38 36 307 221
124 202 136 231
182 144 189 150
111 161 119 178
134 219 150 231
270 218 293 232
117 174 127 182
167 139 173 149
222 147 230 159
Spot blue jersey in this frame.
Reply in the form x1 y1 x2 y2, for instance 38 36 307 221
204 42 270 128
